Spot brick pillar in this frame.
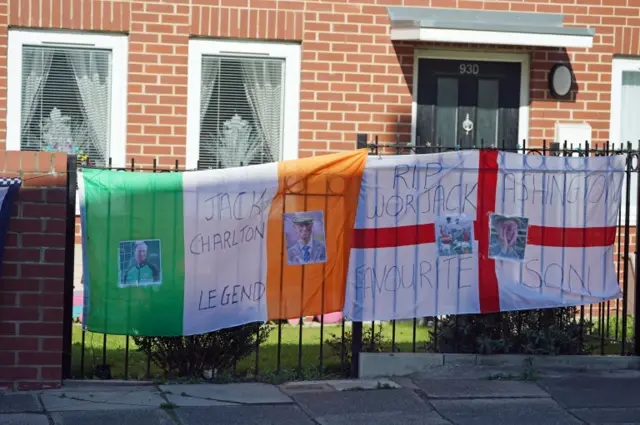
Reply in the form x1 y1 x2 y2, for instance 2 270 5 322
0 151 69 391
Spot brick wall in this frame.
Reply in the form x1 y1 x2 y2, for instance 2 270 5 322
0 151 68 391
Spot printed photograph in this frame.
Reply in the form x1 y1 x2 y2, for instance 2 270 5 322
436 214 474 257
284 211 327 266
118 239 163 288
488 214 530 262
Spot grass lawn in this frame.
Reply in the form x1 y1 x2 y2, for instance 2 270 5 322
71 321 431 381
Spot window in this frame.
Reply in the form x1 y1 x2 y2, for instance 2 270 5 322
186 40 301 169
7 29 128 168
7 29 127 215
611 57 640 225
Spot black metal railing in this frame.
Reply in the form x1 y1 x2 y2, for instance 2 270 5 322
61 137 640 382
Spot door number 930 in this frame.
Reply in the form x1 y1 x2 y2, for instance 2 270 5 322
459 64 480 75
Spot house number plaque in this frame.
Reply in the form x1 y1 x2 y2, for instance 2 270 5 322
459 64 480 75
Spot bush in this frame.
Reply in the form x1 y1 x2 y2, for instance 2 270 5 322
428 308 594 355
133 323 271 379
325 324 389 375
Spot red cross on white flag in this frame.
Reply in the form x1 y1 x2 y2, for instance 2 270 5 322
344 150 623 321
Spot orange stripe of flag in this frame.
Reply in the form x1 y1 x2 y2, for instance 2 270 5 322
266 149 368 320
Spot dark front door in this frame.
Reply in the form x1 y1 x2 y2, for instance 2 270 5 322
415 58 521 150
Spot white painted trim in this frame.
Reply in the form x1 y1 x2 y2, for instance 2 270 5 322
392 27 594 49
411 49 530 153
609 57 640 147
7 29 128 216
186 39 301 169
610 57 639 226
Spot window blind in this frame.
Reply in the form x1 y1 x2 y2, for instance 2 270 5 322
20 45 112 167
198 55 285 169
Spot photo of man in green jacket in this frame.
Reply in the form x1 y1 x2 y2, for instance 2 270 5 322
121 240 161 287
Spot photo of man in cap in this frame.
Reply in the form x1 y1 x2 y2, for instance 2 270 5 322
285 212 327 265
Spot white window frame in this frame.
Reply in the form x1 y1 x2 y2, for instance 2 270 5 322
610 57 639 226
411 49 530 153
7 29 128 215
186 39 301 169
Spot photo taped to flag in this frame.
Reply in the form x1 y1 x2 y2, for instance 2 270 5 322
284 210 327 266
118 239 163 288
488 214 529 263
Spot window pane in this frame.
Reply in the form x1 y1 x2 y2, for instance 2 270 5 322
621 71 640 144
20 46 112 167
620 71 640 215
199 55 285 170
476 79 499 147
434 77 458 147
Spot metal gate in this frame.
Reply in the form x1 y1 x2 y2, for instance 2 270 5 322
61 137 640 381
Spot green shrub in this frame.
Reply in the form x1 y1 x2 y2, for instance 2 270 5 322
133 323 271 379
325 324 389 375
427 308 594 355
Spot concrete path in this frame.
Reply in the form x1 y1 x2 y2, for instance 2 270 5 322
2 373 640 424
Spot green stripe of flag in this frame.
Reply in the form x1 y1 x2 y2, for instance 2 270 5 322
81 168 185 336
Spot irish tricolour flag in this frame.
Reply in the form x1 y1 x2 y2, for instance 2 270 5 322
79 150 367 336
343 150 624 321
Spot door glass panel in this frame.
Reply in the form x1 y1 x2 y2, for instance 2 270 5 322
619 71 640 218
435 77 458 147
621 71 640 143
476 79 499 147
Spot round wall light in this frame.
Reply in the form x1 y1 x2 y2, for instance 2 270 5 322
549 64 573 98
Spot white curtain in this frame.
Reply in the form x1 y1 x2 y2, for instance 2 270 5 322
200 58 219 122
21 49 54 136
215 114 263 168
68 50 110 162
241 60 283 162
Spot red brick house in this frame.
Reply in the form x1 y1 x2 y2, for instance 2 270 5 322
1 0 639 387
2 0 639 219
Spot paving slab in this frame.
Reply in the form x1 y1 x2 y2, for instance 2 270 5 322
0 413 50 425
410 365 526 380
174 405 315 425
538 377 640 408
390 376 420 390
0 394 42 413
431 398 582 425
50 408 175 425
163 392 236 407
570 407 640 424
361 352 640 378
294 388 432 417
40 390 165 412
279 382 335 396
413 378 549 398
315 411 452 425
158 383 291 404
326 379 400 391
360 353 444 378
